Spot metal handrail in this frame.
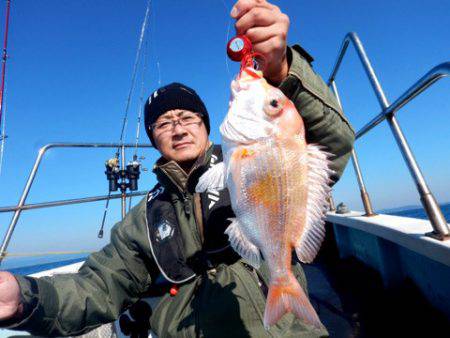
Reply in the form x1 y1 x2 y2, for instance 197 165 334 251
0 191 147 213
328 32 449 239
0 142 153 263
356 62 450 139
330 81 376 216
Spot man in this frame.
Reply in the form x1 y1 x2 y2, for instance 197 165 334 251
0 1 354 336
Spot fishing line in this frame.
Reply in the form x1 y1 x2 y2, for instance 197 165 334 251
151 0 162 87
156 61 161 87
117 0 152 149
219 0 233 81
225 17 232 81
133 36 149 159
128 50 147 209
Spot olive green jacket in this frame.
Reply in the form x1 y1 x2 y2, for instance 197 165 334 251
4 45 354 337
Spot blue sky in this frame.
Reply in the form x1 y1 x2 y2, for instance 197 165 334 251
0 0 449 254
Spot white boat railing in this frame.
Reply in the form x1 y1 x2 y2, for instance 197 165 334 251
328 32 450 240
0 142 153 264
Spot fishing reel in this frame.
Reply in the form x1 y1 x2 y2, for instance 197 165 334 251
126 160 141 191
104 157 141 193
105 158 120 192
99 156 143 239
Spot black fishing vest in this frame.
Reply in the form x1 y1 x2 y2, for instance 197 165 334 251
146 146 238 284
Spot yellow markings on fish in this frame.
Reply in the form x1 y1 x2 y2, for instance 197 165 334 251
247 173 278 211
232 147 255 160
241 148 254 158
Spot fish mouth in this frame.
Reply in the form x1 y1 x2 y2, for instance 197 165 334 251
239 67 263 80
220 117 274 145
232 68 264 93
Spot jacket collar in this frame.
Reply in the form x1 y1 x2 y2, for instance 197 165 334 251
153 142 214 194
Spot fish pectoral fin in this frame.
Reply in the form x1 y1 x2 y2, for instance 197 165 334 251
296 144 334 263
225 218 261 269
195 162 227 193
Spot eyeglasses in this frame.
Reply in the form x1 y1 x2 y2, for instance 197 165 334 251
151 112 203 134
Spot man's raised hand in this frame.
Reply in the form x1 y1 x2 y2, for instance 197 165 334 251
231 0 290 85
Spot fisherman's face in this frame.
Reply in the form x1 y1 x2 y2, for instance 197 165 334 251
152 109 209 171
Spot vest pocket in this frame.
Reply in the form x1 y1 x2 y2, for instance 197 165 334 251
150 280 200 338
196 265 267 337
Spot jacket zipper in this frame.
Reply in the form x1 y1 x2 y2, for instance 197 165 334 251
246 263 268 299
181 192 203 248
181 192 191 216
253 268 268 298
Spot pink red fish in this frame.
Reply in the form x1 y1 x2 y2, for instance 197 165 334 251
196 67 333 329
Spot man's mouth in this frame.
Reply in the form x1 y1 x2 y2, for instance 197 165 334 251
173 142 192 149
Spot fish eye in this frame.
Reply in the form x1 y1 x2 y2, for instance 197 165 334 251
264 89 285 116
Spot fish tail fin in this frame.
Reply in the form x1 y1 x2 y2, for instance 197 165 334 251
263 273 321 330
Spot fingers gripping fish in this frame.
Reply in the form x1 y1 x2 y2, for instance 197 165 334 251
196 66 334 329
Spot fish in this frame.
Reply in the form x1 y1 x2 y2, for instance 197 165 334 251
195 66 333 329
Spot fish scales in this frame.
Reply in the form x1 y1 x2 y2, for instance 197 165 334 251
231 139 307 276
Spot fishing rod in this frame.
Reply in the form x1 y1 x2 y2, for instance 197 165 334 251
0 0 10 130
0 0 11 173
0 85 7 175
99 0 152 236
127 36 150 213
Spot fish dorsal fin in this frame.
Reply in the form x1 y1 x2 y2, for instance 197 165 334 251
295 144 334 263
225 218 261 269
195 162 227 193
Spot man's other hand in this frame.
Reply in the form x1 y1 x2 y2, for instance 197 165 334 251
0 271 22 320
231 0 290 85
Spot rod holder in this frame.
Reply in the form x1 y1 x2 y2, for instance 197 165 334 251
328 194 336 212
421 194 450 240
360 190 376 217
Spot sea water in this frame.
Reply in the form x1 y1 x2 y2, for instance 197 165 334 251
1 253 88 275
384 202 450 222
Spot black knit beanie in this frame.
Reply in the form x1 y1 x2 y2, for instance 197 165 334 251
144 82 210 147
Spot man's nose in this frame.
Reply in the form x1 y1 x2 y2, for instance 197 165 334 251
172 120 187 135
